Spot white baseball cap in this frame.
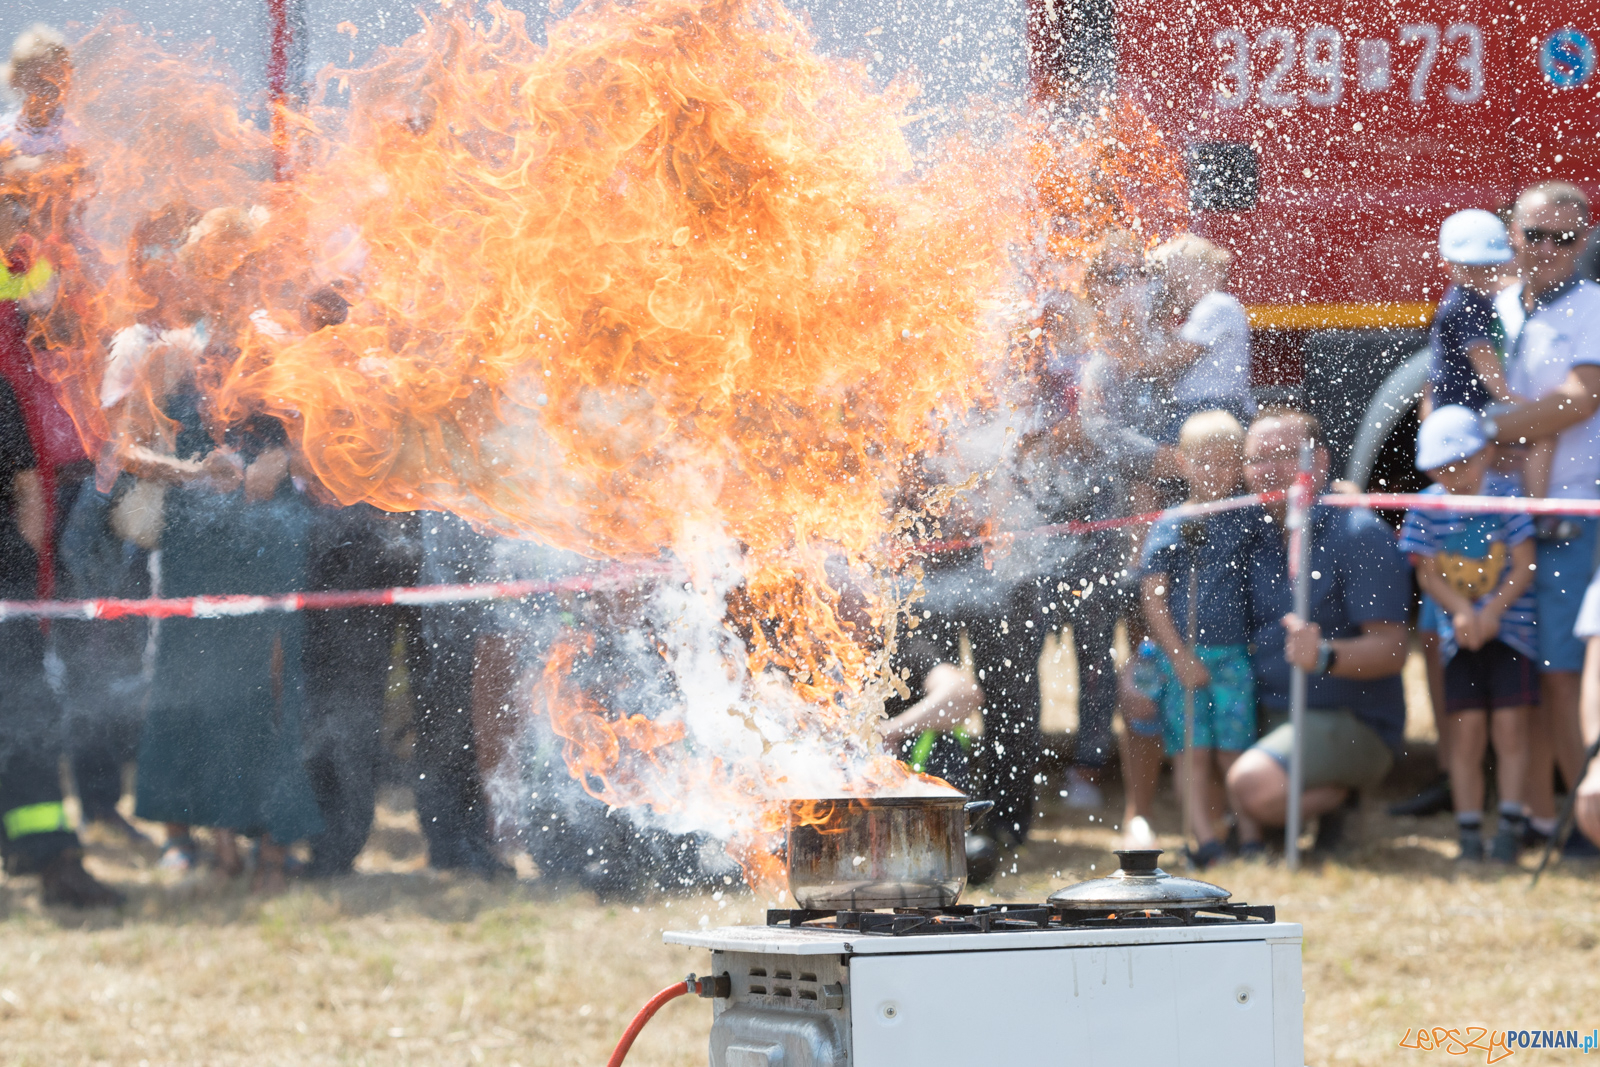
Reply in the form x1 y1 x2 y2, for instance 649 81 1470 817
1416 405 1489 471
1439 209 1512 265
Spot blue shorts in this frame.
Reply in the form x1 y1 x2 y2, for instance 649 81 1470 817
1536 516 1600 672
1132 643 1256 756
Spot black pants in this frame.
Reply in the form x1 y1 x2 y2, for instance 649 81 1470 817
55 472 152 820
1054 574 1127 771
301 604 403 874
68 697 145 817
405 613 495 868
56 616 149 818
965 581 1049 845
0 617 76 872
961 572 1130 844
300 505 493 874
303 604 496 873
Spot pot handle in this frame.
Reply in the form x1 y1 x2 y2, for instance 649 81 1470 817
963 799 996 827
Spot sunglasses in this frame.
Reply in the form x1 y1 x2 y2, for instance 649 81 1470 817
1521 226 1585 247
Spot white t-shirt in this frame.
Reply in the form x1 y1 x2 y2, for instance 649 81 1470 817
1174 291 1253 404
1498 279 1600 499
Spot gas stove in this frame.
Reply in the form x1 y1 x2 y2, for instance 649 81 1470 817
664 858 1304 1067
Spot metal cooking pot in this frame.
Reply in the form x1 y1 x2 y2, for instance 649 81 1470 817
785 795 994 910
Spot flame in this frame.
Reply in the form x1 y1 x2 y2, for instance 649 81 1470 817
1030 97 1188 264
6 0 1187 891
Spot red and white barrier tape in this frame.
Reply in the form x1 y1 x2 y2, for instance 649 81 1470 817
0 565 675 622
1323 491 1600 517
1 487 1593 621
913 490 1284 557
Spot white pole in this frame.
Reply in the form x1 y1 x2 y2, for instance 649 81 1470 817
1182 559 1198 856
1285 440 1314 871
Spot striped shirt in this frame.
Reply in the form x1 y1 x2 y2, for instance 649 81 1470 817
1397 472 1537 661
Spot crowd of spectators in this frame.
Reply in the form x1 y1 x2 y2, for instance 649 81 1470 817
887 182 1600 875
2 23 1600 911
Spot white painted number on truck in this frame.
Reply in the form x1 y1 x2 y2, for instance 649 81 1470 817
1212 22 1486 109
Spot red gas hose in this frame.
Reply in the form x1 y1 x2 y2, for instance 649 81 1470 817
605 978 694 1067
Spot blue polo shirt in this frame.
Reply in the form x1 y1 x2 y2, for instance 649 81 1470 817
1139 506 1264 646
1245 504 1412 751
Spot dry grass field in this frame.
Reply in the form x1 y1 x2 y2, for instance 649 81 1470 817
2 780 1597 1067
3 645 1596 1066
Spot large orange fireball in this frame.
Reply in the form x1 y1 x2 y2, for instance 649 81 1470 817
12 0 1034 886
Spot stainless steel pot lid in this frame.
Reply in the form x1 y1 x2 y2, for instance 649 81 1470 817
1046 849 1231 910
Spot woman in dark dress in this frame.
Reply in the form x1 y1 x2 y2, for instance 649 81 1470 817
129 398 323 891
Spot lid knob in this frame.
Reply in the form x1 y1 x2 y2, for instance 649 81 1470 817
1113 849 1162 874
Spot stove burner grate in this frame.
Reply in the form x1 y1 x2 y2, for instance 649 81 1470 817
765 901 1275 936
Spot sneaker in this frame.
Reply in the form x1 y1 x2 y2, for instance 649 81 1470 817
1488 825 1521 864
1121 815 1156 848
1387 777 1453 818
1185 839 1226 870
1060 768 1105 811
1456 829 1485 862
40 849 125 908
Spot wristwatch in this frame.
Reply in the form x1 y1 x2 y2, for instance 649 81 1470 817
1313 638 1337 675
1480 414 1499 442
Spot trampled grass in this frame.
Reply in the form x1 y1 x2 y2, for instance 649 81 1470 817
2 779 1596 1066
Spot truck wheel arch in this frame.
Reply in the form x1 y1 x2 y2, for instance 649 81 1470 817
1345 348 1430 491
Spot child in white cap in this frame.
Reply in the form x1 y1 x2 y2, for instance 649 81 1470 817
1398 405 1537 863
1426 209 1512 414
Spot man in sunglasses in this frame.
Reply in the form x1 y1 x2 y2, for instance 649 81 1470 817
1489 181 1600 856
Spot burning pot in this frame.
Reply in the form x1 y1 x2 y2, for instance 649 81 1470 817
785 795 993 910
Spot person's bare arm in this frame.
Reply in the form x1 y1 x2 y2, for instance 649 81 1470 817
1465 339 1512 403
1575 636 1600 845
880 663 983 746
1141 573 1210 689
1282 616 1408 679
1492 365 1600 441
243 447 290 502
119 442 243 494
1581 636 1600 752
12 469 45 553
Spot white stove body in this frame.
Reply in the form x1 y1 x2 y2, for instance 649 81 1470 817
664 920 1304 1067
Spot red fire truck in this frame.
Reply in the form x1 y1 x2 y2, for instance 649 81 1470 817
1030 0 1600 484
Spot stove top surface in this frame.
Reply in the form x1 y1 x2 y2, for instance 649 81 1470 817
765 901 1275 936
664 903 1299 956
